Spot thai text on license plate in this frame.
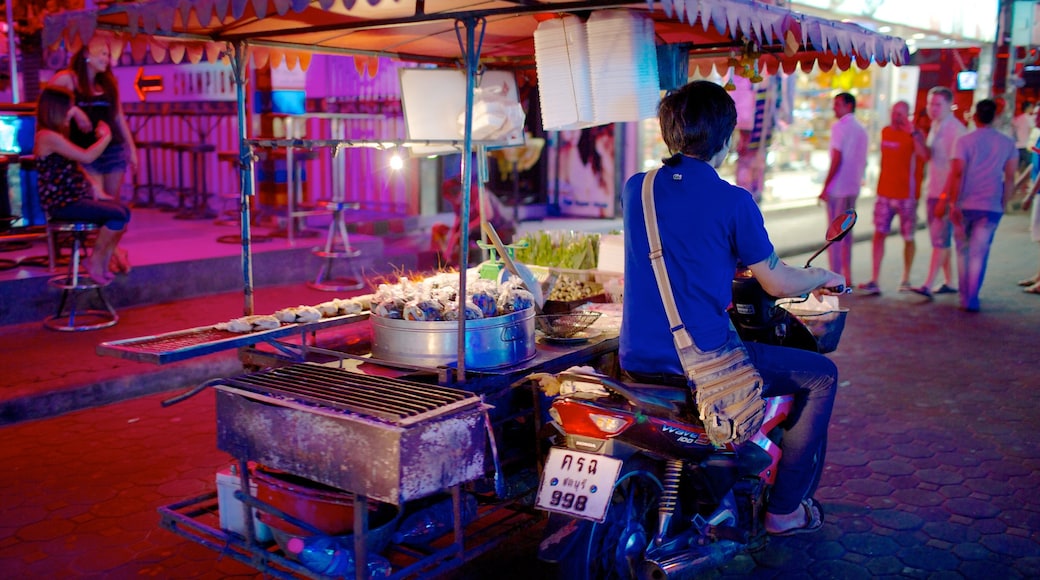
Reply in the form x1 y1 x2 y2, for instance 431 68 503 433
535 447 623 523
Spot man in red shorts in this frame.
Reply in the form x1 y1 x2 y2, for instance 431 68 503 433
858 101 927 295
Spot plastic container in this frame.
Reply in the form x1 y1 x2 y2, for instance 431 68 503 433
391 494 479 547
287 535 392 578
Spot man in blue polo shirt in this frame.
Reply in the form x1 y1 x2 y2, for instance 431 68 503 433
620 81 846 537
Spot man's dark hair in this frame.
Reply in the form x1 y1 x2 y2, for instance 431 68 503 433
928 86 954 104
975 99 997 125
836 92 856 111
658 80 737 162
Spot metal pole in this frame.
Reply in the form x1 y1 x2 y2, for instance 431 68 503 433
5 0 19 103
230 41 255 316
455 17 478 378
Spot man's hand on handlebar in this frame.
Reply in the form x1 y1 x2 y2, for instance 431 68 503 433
813 268 849 298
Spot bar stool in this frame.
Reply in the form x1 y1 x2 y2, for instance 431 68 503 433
175 143 217 220
213 151 272 245
160 143 192 214
131 140 165 207
43 221 118 331
308 200 365 291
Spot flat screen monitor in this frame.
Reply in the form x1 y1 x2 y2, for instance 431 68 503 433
0 115 24 154
956 71 978 91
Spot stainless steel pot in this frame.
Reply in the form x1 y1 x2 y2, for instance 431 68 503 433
370 308 536 369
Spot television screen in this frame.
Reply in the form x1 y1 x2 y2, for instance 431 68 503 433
957 71 978 91
0 116 23 154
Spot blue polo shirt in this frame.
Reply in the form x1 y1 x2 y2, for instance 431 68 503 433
619 156 773 376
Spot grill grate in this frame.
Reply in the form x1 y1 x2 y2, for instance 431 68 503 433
220 364 480 426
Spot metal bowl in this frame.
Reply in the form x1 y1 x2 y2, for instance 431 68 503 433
370 307 536 369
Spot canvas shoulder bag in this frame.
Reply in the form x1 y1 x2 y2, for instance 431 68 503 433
640 168 765 447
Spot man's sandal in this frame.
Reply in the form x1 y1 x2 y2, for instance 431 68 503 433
770 498 824 537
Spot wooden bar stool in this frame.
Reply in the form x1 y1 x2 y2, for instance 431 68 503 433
43 221 118 331
308 200 365 291
175 143 217 220
131 140 165 207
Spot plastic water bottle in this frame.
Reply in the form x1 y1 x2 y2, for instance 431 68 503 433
287 535 392 578
390 494 478 547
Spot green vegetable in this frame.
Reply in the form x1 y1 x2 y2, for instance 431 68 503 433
514 231 600 270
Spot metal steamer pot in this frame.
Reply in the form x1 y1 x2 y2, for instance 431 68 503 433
370 307 536 370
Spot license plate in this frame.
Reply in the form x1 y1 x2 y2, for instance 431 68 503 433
536 448 623 523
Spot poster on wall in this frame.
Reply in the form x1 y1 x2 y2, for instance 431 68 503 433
552 125 616 218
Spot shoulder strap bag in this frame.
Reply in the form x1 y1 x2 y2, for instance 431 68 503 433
641 168 765 447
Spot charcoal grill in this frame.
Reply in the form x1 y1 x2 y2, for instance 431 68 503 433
215 363 488 505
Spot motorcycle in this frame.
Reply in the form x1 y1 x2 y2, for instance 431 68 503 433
532 210 856 579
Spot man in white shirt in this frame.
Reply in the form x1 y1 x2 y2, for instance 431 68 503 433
819 92 868 287
913 87 967 299
936 98 1017 312
1013 101 1035 172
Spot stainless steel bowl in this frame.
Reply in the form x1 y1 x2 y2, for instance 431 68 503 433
370 307 536 369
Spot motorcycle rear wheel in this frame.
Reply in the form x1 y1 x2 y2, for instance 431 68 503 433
558 458 663 580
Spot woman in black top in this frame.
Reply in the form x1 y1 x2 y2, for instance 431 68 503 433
50 38 137 205
50 37 136 273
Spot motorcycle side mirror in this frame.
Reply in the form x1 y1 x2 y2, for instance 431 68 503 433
825 209 858 242
804 209 857 268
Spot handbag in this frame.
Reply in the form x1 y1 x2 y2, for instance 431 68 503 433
641 168 765 447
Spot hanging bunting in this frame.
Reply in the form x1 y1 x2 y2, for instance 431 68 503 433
206 42 224 63
283 50 299 70
298 51 313 71
232 0 250 20
194 0 215 27
179 1 193 29
130 35 150 62
156 4 177 34
109 34 126 62
268 49 284 69
273 0 292 16
187 43 206 64
661 0 674 19
169 43 187 64
252 47 270 69
293 0 311 11
150 40 168 64
214 0 230 22
252 0 269 20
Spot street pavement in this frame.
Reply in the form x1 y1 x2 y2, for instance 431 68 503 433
2 207 1039 578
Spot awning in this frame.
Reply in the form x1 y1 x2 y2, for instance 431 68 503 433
44 0 909 74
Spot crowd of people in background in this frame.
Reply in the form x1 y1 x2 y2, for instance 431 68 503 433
824 86 1039 312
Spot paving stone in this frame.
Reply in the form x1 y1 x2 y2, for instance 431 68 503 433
808 560 871 580
809 540 846 560
896 545 962 571
975 518 1009 535
944 497 1001 519
958 560 1018 579
915 468 964 486
844 478 894 497
887 475 922 490
840 533 899 557
889 443 935 459
921 521 982 544
936 485 971 499
963 476 1015 497
826 451 870 467
868 460 916 476
891 488 944 508
868 509 924 531
980 533 1040 557
864 555 905 576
